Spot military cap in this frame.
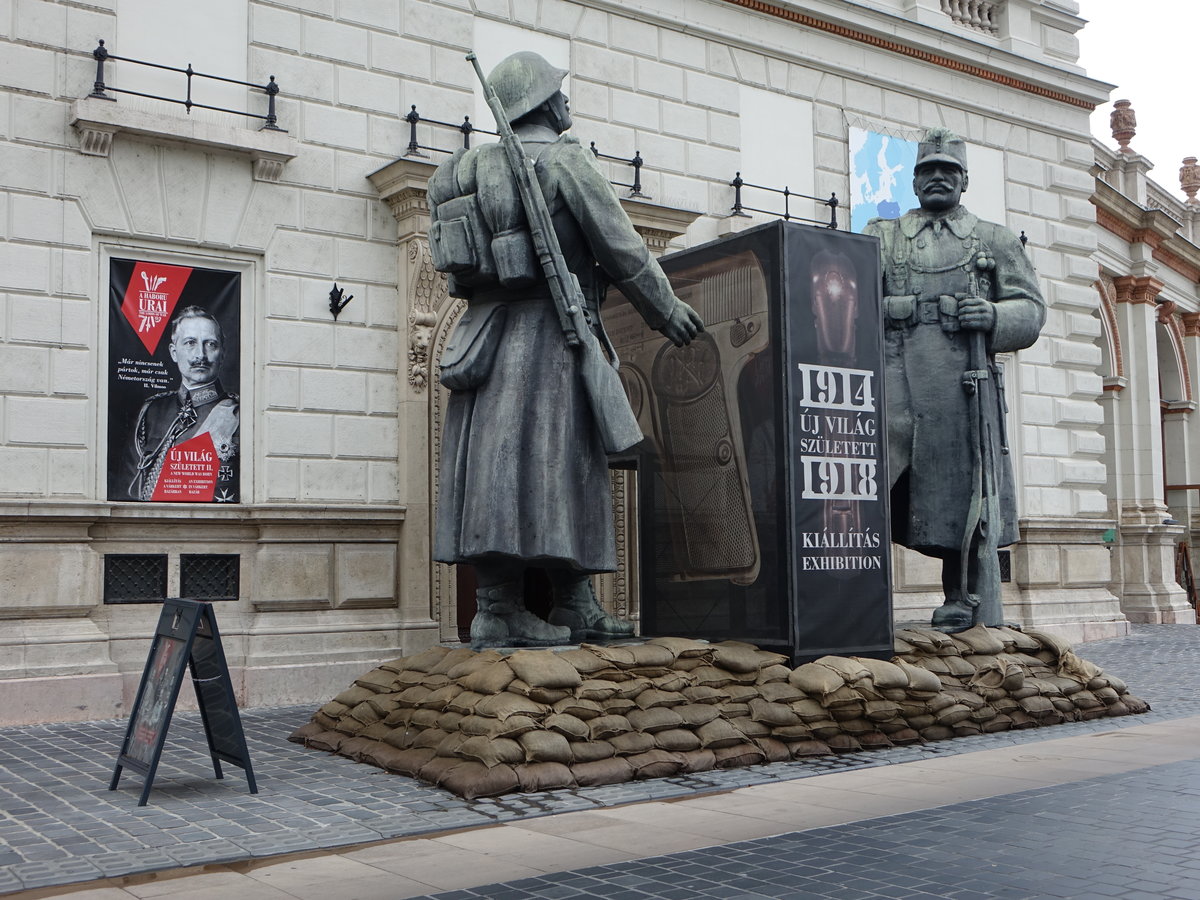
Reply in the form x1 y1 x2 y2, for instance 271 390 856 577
915 127 968 172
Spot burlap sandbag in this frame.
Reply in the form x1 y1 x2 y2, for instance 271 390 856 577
545 713 590 741
651 672 692 693
814 656 871 683
571 739 616 763
409 708 441 729
354 667 397 692
758 682 805 704
459 660 516 695
683 685 730 704
436 711 465 732
348 701 381 725
692 666 739 688
825 734 863 753
864 700 902 722
413 728 448 750
771 724 815 741
789 739 833 758
755 737 791 763
516 761 576 792
730 716 770 739
491 714 544 739
289 721 325 744
757 664 793 685
888 728 923 745
713 742 765 768
394 670 449 687
790 698 829 723
601 697 637 716
577 679 620 702
473 692 546 720
556 648 611 675
836 717 875 736
447 690 486 716
553 697 605 720
627 749 686 779
677 703 721 728
581 644 638 668
627 707 685 733
507 650 583 690
312 711 339 731
571 757 634 786
919 724 954 741
392 645 453 673
589 715 633 740
952 625 1006 655
333 717 366 736
302 730 346 753
1025 629 1072 659
645 636 714 659
858 731 894 750
655 728 702 752
438 762 521 800
319 700 350 718
855 657 908 690
415 684 463 711
458 735 524 767
445 650 505 680
677 748 718 773
507 679 571 704
610 731 657 756
519 730 573 764
382 726 418 750
434 732 469 758
808 720 843 740
893 636 916 654
612 677 652 700
696 718 745 749
721 702 751 719
748 698 800 727
635 689 686 710
710 642 786 674
789 663 844 697
366 745 435 775
334 685 375 707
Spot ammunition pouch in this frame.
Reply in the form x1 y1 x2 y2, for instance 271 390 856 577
439 300 508 391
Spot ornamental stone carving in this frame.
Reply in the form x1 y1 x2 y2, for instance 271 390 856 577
1180 157 1200 203
1110 99 1136 153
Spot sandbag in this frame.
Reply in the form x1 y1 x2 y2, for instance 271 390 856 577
507 650 584 689
516 761 576 792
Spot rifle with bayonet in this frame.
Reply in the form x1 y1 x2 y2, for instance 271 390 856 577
959 250 1003 626
466 51 643 455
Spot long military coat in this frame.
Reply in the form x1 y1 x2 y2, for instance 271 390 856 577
864 206 1044 554
431 128 679 573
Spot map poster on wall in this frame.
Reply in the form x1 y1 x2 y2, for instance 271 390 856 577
849 126 919 233
107 259 241 503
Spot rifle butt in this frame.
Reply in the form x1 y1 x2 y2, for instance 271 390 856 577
577 333 642 454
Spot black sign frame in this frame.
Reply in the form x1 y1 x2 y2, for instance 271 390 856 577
109 598 257 806
609 220 893 662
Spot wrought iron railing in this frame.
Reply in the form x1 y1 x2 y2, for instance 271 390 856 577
730 172 839 229
86 40 284 131
401 104 650 198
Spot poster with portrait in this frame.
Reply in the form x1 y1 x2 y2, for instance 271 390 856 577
107 258 241 503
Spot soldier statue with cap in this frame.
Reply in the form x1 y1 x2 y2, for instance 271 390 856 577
864 127 1045 631
427 51 703 647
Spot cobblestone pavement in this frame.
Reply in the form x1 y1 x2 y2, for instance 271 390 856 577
411 755 1200 900
2 624 1199 894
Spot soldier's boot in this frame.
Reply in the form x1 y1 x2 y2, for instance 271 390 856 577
547 573 635 642
470 576 570 648
931 554 974 633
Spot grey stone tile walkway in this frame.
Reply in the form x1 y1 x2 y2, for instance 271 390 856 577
2 624 1198 894
410 754 1200 900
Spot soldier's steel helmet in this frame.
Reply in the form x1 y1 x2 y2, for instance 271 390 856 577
487 51 568 124
915 127 968 172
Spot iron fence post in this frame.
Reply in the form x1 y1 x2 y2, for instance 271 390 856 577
90 40 112 99
828 192 839 229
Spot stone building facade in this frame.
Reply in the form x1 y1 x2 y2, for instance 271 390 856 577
0 0 1139 725
1091 120 1200 626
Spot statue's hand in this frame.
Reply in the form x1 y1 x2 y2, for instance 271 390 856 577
958 296 995 332
660 299 704 347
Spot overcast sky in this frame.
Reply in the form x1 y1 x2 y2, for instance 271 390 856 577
1076 3 1191 197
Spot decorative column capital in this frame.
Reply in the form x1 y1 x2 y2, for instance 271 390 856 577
367 157 437 240
1181 312 1200 337
1112 274 1165 305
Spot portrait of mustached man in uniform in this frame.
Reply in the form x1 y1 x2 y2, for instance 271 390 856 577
123 306 239 502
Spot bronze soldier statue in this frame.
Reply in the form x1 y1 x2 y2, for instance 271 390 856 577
864 128 1045 631
428 51 703 646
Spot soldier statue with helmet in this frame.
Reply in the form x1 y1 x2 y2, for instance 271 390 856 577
427 51 704 647
864 127 1045 631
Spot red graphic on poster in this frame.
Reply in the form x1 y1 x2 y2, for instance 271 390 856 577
151 432 220 502
122 262 193 354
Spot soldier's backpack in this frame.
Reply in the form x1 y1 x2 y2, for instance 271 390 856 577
427 143 539 299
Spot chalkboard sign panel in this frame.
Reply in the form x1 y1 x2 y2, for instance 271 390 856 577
110 599 257 806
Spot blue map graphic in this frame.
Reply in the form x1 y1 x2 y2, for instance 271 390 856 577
850 128 919 233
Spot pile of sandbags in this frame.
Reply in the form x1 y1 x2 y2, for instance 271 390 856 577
289 626 1147 799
